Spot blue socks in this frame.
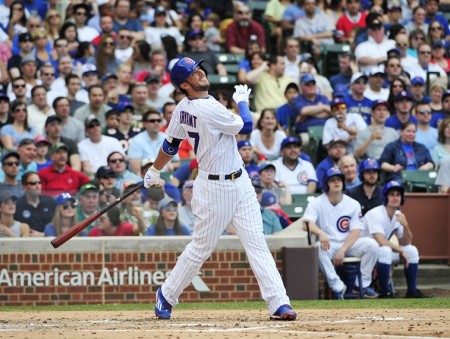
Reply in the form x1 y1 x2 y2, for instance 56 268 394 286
404 263 418 293
377 263 391 295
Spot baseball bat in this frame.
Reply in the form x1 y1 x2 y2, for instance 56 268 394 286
304 220 312 246
51 182 144 249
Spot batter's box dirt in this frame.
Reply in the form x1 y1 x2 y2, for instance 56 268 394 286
0 309 449 338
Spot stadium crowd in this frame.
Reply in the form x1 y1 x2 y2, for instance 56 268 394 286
0 0 449 298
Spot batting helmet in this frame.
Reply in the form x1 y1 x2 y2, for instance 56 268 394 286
170 57 205 88
323 167 345 193
359 158 380 181
382 180 405 206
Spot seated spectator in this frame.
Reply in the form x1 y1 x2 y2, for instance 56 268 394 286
144 6 183 52
430 89 450 129
77 183 100 233
238 140 260 178
272 137 317 195
105 151 141 191
78 116 125 176
74 85 112 127
415 99 438 153
34 136 52 171
410 77 426 106
323 98 367 154
15 171 56 237
96 165 120 209
142 186 165 226
178 180 195 234
435 157 450 193
338 154 361 189
237 40 263 84
144 73 169 112
432 118 450 168
258 162 292 205
87 34 121 77
39 142 90 196
120 182 147 235
344 72 373 126
329 53 355 91
276 82 300 133
0 151 24 198
346 158 383 216
316 139 347 191
380 121 434 183
428 78 446 114
89 206 140 236
44 192 87 237
145 198 190 236
0 193 30 237
105 105 142 155
250 108 287 160
27 85 55 135
250 177 282 235
260 191 292 229
354 100 398 160
385 90 418 131
363 66 389 101
1 100 36 151
103 109 119 133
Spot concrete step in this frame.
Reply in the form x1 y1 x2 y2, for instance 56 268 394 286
392 264 450 290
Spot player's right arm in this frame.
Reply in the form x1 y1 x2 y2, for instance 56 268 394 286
303 220 330 250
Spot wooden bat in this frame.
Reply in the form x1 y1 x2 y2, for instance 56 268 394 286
51 182 144 249
304 220 312 246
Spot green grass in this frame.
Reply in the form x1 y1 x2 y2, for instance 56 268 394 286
1 298 448 312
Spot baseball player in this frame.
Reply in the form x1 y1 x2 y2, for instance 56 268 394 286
143 57 297 320
301 167 379 299
363 181 431 298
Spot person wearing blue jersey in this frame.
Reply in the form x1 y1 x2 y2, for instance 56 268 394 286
385 90 418 131
344 72 373 125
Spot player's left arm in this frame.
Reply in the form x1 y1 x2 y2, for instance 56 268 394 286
334 229 361 266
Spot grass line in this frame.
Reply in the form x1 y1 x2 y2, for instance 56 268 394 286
1 298 448 312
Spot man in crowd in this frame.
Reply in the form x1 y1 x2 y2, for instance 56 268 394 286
0 151 23 197
106 151 141 192
74 85 111 126
344 72 373 125
77 183 100 233
363 66 389 101
53 96 85 144
316 139 347 191
27 85 55 135
338 154 361 190
415 99 438 152
385 90 417 131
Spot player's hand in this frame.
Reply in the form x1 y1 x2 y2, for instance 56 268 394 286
318 232 330 251
144 166 161 188
333 249 345 267
232 84 251 105
399 250 410 268
396 212 408 227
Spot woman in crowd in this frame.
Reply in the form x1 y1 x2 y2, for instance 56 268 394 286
431 40 450 74
387 77 409 114
128 40 152 80
33 28 54 68
88 34 120 77
432 118 450 168
0 101 36 151
116 63 133 96
0 194 30 237
429 78 446 113
145 198 190 236
407 29 426 59
427 20 446 47
250 108 287 160
405 6 428 35
44 193 86 237
59 22 79 57
44 9 62 41
89 206 139 236
74 41 95 65
237 40 262 83
241 51 268 85
6 1 27 39
380 121 434 182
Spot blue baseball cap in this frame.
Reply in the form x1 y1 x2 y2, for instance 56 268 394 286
300 74 316 85
237 140 252 150
372 99 389 110
411 76 425 86
251 176 262 189
260 192 277 207
280 136 301 150
1 151 20 164
55 192 77 205
258 162 276 173
334 84 348 98
330 97 346 108
395 90 413 102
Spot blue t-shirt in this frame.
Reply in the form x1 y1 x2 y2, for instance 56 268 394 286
401 142 417 170
425 14 450 36
315 157 335 190
113 18 143 33
145 223 191 236
276 103 295 130
238 59 251 72
245 163 260 178
385 114 418 131
330 73 352 90
0 125 36 148
344 95 373 125
430 112 447 128
36 160 52 172
291 94 330 133
281 4 306 23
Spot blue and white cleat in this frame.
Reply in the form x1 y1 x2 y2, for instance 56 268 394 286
270 304 298 321
154 288 172 319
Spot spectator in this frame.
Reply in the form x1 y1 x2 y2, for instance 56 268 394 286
39 63 56 93
87 34 121 78
130 83 151 117
116 63 132 96
44 192 87 237
354 100 398 160
335 0 367 42
431 118 450 168
385 90 418 131
120 182 147 235
410 77 426 105
250 108 287 160
96 165 120 208
143 186 165 225
6 2 27 41
238 140 260 178
363 66 389 101
338 154 361 189
329 53 355 90
430 40 450 73
0 151 23 198
346 158 383 216
427 20 447 52
150 49 172 86
0 193 30 237
280 0 305 34
104 109 119 132
0 94 11 129
106 151 141 191
301 167 379 299
316 139 347 191
128 109 179 173
254 188 283 235
254 55 291 113
344 72 373 125
276 82 300 133
105 105 142 154
53 96 85 144
144 6 183 52
48 57 75 102
424 0 450 37
405 6 428 35
282 38 301 84
128 40 152 81
115 28 133 63
260 191 292 227
383 55 407 89
34 136 52 171
239 51 268 86
380 121 434 182
386 77 409 112
11 138 38 182
33 28 54 69
355 13 396 73
89 206 139 236
178 180 195 234
225 4 266 54
20 56 40 91
144 73 169 111
204 12 222 52
77 182 100 233
72 3 97 43
78 116 124 176
258 161 292 205
113 0 144 40
9 77 30 105
7 32 34 72
27 85 55 135
291 73 331 137
415 99 438 153
77 64 101 104
44 9 62 41
1 101 36 151
39 142 90 196
74 85 111 126
15 171 56 237
323 98 367 153
435 157 450 192
410 43 447 81
273 136 318 195
237 40 263 84
145 198 190 236
431 90 450 128
429 78 446 114
363 181 431 298
394 32 421 76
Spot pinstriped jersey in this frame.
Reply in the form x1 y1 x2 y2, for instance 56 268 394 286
362 205 404 239
303 194 364 243
166 96 244 173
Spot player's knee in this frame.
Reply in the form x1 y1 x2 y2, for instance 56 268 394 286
377 246 392 264
404 245 419 263
362 237 379 255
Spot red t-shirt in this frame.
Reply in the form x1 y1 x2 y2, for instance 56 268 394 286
88 222 135 236
39 165 91 197
225 20 266 51
335 12 367 38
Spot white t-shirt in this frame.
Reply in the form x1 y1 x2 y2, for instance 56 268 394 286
77 26 99 42
250 129 287 160
355 37 396 74
322 113 367 152
78 136 124 172
363 87 389 101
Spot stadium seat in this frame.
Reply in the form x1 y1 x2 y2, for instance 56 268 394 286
307 126 325 166
208 74 238 92
291 193 320 205
400 169 438 192
217 53 243 64
282 194 318 220
224 63 239 75
319 44 352 78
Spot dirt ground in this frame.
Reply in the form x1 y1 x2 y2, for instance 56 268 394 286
1 308 450 339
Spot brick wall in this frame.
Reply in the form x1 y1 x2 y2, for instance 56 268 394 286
0 237 301 306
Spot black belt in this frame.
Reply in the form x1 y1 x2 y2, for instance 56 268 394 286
208 168 242 181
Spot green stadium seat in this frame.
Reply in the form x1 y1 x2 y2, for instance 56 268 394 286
291 193 320 205
282 194 319 220
400 169 438 192
307 126 325 167
224 64 239 75
217 53 243 64
208 74 238 91
281 204 306 221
